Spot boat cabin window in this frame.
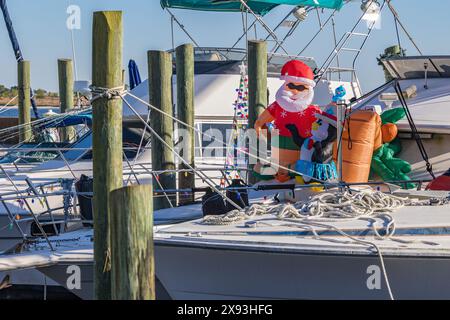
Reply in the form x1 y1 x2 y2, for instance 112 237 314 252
197 122 233 159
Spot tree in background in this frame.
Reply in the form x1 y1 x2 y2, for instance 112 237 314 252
10 86 18 98
0 85 8 97
34 88 48 99
0 85 18 98
0 84 58 102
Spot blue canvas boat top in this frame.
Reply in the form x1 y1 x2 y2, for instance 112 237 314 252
160 0 344 16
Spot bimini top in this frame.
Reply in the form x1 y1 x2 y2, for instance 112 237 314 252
160 0 344 16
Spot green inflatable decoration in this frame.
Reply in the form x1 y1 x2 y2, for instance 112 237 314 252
371 108 416 189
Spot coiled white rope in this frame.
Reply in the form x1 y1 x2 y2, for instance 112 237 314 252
202 191 406 226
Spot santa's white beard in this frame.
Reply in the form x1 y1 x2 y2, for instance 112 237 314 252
275 85 314 113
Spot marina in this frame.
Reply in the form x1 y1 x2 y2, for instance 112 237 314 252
0 0 449 303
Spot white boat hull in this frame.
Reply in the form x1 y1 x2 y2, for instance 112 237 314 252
154 243 450 300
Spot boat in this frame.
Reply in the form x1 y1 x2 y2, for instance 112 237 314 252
2 186 450 300
2 0 450 301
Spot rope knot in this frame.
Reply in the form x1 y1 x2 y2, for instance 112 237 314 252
90 85 126 103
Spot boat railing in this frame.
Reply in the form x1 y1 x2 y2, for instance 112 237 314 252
0 164 243 253
168 46 363 88
0 148 435 253
322 66 362 89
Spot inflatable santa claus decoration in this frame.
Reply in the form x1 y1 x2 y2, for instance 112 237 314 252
254 60 322 182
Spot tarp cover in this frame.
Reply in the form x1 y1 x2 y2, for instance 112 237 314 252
161 0 344 16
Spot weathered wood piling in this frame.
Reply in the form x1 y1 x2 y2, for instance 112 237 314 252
110 185 155 300
247 40 268 183
148 50 176 210
58 58 75 142
92 11 124 300
176 44 195 204
18 60 32 142
248 40 268 124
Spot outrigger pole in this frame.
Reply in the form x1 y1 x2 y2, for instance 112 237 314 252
0 0 40 119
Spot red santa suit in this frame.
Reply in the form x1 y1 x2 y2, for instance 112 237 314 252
267 102 321 139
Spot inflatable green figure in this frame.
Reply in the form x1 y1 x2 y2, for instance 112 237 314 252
371 108 416 189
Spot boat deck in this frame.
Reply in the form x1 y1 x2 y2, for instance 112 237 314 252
154 189 450 258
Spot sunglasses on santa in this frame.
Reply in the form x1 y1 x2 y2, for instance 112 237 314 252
286 83 309 92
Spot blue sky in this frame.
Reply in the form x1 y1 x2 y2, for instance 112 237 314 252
1 0 449 93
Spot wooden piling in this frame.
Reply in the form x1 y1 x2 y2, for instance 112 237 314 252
110 185 155 300
58 59 75 142
92 11 123 300
247 40 267 184
176 44 195 204
248 40 268 129
18 60 32 142
148 50 176 210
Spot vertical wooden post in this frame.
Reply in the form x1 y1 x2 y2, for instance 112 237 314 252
248 40 267 129
247 40 267 184
18 60 32 142
58 59 75 142
110 185 155 300
148 50 176 210
92 11 123 300
176 44 195 204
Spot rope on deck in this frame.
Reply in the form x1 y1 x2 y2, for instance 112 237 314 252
202 190 406 226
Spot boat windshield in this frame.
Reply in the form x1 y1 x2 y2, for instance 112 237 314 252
0 141 70 164
381 56 450 80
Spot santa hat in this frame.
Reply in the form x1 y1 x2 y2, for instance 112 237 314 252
280 60 316 88
315 112 337 128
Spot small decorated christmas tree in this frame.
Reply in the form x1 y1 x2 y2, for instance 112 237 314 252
224 62 249 181
233 62 249 120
